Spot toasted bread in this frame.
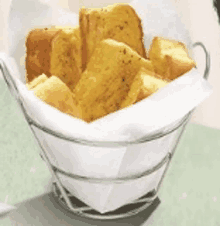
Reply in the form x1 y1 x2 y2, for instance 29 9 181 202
26 73 48 90
79 3 146 71
149 37 187 54
120 71 143 108
32 76 82 118
165 53 196 80
136 68 168 102
51 26 82 90
74 39 147 122
25 28 61 82
149 37 195 80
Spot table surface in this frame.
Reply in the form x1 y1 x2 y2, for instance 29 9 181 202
0 78 220 226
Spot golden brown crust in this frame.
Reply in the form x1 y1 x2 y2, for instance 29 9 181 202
74 39 147 122
79 7 88 72
50 26 82 90
149 36 195 80
25 28 61 83
165 54 196 80
135 67 168 102
128 4 146 59
79 4 147 71
120 71 143 108
32 76 82 118
26 73 48 90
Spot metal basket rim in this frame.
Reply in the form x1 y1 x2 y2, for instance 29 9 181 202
0 40 209 147
30 110 192 147
51 152 172 183
0 56 192 147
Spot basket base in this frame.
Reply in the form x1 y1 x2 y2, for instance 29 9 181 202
52 182 160 220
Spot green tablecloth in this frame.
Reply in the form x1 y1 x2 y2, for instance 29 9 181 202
0 79 220 225
0 79 52 205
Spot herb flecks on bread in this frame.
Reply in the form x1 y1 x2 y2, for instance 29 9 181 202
74 39 148 122
79 3 146 71
51 26 82 90
25 4 196 123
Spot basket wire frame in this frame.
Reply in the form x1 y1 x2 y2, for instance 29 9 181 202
0 42 210 220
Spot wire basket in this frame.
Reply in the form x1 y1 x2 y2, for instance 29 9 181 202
0 42 210 220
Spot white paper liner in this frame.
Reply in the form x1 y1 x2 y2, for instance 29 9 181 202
2 0 213 213
0 202 16 216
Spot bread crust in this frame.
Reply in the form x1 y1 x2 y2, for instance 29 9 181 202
26 73 48 90
25 28 61 83
74 39 147 122
128 4 146 58
79 7 89 72
79 4 147 72
149 37 195 80
136 68 168 102
32 76 82 118
51 27 82 90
